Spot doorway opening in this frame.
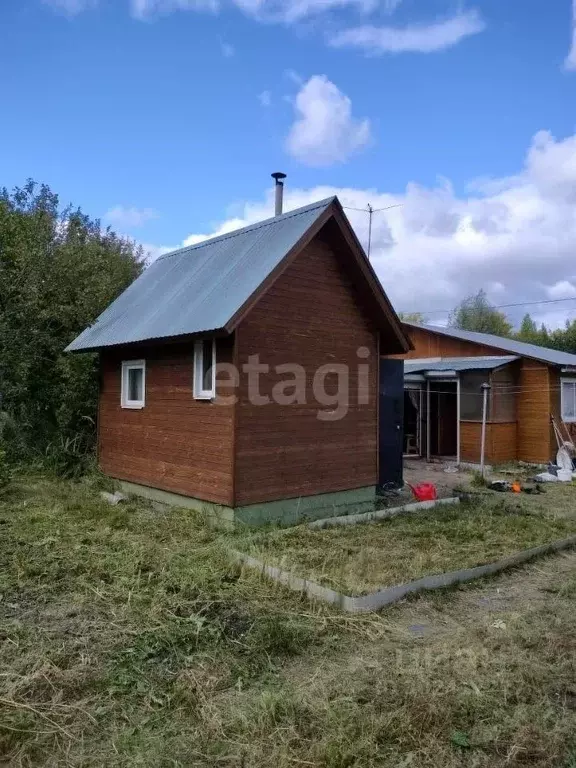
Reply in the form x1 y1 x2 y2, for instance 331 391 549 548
402 381 459 460
403 389 421 455
428 381 458 458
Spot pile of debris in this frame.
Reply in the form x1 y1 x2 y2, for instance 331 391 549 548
533 418 576 483
487 479 544 494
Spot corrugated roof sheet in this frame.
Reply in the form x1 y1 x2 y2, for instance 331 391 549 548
404 355 518 375
405 322 576 368
66 197 335 352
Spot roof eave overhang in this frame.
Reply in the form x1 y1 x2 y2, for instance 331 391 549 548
66 327 231 354
424 370 457 378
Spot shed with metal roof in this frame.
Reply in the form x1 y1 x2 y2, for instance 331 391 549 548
67 194 410 525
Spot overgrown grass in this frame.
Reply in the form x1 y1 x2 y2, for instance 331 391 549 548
2 473 576 766
237 499 576 595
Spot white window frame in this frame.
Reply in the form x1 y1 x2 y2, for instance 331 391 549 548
121 360 146 409
193 339 216 400
561 377 576 423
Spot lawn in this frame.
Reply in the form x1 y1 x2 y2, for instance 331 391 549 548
237 498 576 595
2 473 576 767
463 478 576 519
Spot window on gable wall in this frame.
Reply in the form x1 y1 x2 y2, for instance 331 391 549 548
561 378 576 422
193 339 216 399
121 360 145 408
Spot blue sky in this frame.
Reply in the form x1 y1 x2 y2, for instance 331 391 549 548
1 0 576 325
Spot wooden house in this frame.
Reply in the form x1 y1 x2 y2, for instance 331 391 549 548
396 322 576 465
67 196 410 525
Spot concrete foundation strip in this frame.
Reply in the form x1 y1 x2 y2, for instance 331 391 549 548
308 496 460 530
232 534 576 613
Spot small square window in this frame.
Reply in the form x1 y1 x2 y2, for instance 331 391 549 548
193 339 216 399
561 378 576 423
121 360 145 409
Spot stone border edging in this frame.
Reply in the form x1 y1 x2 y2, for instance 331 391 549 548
308 496 460 530
232 534 576 613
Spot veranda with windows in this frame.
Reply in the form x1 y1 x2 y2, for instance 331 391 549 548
402 356 518 465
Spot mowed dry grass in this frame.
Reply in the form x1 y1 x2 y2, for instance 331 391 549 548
238 497 576 594
1 474 576 767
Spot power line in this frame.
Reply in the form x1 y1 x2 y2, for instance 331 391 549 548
400 295 576 317
338 205 576 317
340 203 404 258
337 203 576 317
342 203 403 214
403 385 571 396
371 204 404 213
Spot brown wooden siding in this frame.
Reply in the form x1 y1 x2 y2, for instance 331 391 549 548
234 231 378 507
98 337 236 505
516 359 553 464
397 326 562 464
399 326 508 360
460 422 517 464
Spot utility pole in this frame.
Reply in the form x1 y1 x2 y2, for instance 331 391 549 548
367 204 373 257
480 382 491 478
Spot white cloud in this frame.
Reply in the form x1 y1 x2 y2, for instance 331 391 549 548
127 0 374 20
153 129 576 330
566 0 576 70
139 218 246 262
141 243 175 261
42 0 487 58
329 9 485 54
182 217 247 246
258 90 272 107
546 281 576 300
231 0 375 22
42 0 95 13
285 75 371 167
104 206 159 229
130 0 217 19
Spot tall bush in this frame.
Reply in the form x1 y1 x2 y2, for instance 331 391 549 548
0 181 144 471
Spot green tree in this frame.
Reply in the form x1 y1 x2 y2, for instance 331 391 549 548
508 313 576 355
397 312 427 324
516 313 540 344
0 180 144 471
513 313 556 348
510 314 576 353
449 290 512 336
546 319 576 354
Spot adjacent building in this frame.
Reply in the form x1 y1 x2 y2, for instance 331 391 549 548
398 322 576 465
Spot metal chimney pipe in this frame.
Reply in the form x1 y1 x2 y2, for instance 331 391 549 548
271 172 287 216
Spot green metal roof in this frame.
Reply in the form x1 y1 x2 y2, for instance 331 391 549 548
66 197 335 352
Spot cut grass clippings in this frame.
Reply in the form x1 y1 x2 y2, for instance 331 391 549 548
236 499 576 595
2 473 576 767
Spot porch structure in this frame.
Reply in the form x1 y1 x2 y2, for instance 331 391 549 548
403 356 518 465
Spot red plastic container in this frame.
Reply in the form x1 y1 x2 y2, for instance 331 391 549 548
408 482 437 502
